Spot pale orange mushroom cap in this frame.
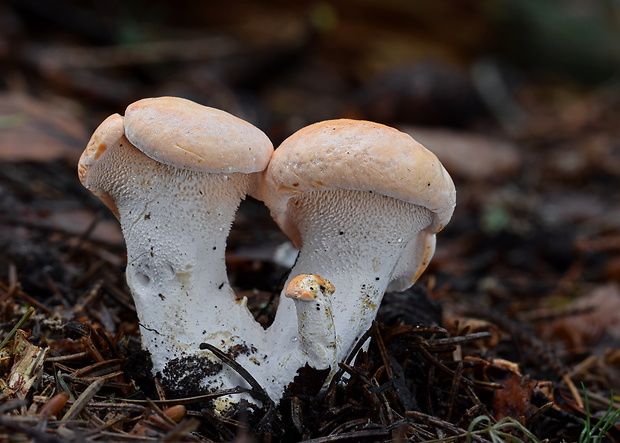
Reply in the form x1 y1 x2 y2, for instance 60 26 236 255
124 97 273 174
79 97 274 216
260 119 456 248
284 274 335 301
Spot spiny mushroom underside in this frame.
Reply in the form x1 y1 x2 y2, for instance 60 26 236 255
83 138 270 398
271 188 433 362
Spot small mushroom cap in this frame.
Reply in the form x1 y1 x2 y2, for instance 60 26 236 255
285 274 335 301
124 97 273 173
78 113 126 216
260 119 456 246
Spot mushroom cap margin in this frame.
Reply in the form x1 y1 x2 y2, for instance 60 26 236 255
124 97 273 174
78 113 126 216
260 119 456 245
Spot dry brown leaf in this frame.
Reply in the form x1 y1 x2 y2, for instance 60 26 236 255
400 126 522 181
0 330 48 399
489 366 539 421
540 283 620 352
0 93 88 162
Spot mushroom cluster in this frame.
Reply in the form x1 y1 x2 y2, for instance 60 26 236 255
78 97 456 407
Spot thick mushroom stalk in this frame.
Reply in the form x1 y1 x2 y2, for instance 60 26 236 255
284 274 338 368
282 189 433 358
78 98 273 397
261 119 456 364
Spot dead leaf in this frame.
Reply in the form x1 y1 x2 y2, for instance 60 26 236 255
540 283 620 352
491 370 539 421
400 126 522 181
0 330 48 398
474 357 539 421
0 93 88 162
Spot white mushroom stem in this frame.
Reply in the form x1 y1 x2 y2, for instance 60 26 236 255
254 274 338 401
284 274 338 368
85 139 267 394
268 189 433 363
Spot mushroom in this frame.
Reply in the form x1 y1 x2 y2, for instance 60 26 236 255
284 274 338 368
78 97 273 397
260 119 456 363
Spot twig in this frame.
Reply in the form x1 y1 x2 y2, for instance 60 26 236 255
46 351 90 363
405 410 490 443
372 323 393 380
95 431 160 441
120 388 250 406
72 279 104 316
84 413 130 437
65 212 104 260
71 358 124 377
0 306 35 351
0 399 27 413
145 398 180 429
198 343 272 405
324 324 375 407
563 373 584 409
162 418 201 442
61 378 105 421
0 414 62 443
428 331 493 346
416 345 474 388
0 263 18 303
0 281 52 314
63 401 145 414
444 361 464 423
302 427 391 442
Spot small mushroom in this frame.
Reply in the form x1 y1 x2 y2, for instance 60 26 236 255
261 119 456 362
78 97 273 396
284 274 338 368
